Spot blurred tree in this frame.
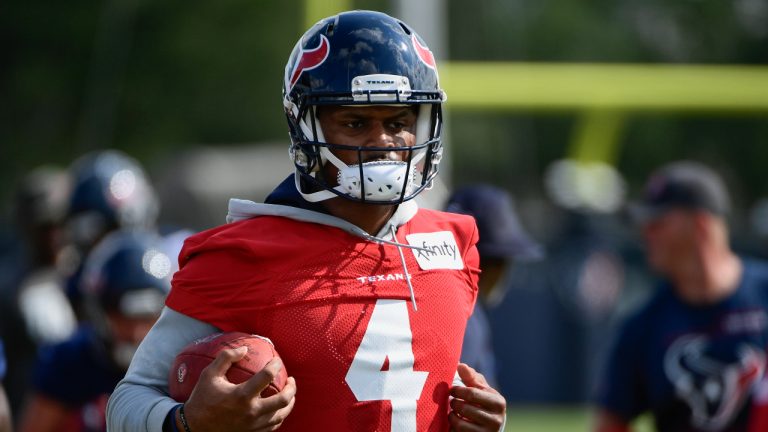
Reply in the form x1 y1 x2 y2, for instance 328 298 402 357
445 0 768 207
1 0 300 206
2 0 767 209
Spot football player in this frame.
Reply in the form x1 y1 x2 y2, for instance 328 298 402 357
63 149 160 320
594 161 768 432
107 10 506 432
446 185 543 389
19 231 170 432
1 166 75 417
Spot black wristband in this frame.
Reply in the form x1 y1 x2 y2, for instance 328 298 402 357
179 403 192 432
162 405 175 432
166 405 181 432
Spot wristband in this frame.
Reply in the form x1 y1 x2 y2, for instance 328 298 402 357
164 405 181 432
179 403 193 432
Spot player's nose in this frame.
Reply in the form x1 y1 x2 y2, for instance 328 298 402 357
365 121 396 148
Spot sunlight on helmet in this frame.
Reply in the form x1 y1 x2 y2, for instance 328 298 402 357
142 249 171 280
110 169 138 201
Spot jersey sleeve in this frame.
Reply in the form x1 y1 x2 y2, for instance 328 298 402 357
594 315 649 422
463 218 480 303
444 211 481 320
166 233 272 332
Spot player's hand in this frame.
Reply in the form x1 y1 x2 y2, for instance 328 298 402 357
449 363 506 432
181 346 297 431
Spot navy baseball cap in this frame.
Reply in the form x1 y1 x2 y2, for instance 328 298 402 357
628 160 730 223
446 185 544 261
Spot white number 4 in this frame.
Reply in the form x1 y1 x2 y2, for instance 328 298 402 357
345 299 429 432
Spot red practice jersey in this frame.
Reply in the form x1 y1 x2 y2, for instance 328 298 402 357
167 208 480 431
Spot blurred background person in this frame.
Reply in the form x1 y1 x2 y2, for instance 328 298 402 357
594 161 768 432
446 184 544 388
0 339 11 432
0 166 75 418
18 231 171 432
62 149 160 320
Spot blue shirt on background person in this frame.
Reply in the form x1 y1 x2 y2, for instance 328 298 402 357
597 258 768 431
594 160 768 432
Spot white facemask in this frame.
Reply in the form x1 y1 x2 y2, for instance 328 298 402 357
337 160 417 201
297 146 427 203
291 103 437 204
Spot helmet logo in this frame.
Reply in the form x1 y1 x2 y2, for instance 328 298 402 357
411 34 436 70
288 35 330 91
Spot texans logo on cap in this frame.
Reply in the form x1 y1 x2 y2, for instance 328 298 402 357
288 35 330 91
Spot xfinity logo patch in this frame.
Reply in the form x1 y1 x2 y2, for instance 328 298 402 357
406 231 464 270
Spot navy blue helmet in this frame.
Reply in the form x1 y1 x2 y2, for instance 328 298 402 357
80 230 170 318
283 10 446 204
67 150 159 249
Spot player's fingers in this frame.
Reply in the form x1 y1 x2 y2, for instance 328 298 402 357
450 386 506 415
202 346 249 380
240 357 284 397
447 410 485 432
252 386 297 431
456 363 489 389
256 376 296 412
450 397 501 428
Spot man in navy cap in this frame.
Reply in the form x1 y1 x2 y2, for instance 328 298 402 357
595 161 768 432
446 184 543 388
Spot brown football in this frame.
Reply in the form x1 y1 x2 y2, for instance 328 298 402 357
168 332 287 402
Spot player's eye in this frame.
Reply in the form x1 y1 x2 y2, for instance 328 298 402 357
345 120 364 129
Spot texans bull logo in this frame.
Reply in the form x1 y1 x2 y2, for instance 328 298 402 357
288 35 330 91
411 34 436 70
664 334 766 431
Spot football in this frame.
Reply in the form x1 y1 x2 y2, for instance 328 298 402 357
168 331 288 402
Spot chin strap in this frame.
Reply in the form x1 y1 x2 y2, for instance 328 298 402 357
295 173 339 202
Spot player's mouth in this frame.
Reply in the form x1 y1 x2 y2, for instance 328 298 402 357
362 151 402 164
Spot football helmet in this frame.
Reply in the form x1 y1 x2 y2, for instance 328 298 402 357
283 10 446 204
66 150 159 249
80 230 171 368
80 230 170 317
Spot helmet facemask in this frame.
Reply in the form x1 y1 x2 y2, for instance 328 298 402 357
287 96 443 205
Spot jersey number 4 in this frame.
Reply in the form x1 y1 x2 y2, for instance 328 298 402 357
345 299 429 432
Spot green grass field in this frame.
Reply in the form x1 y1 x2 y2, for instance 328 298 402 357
504 406 654 432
